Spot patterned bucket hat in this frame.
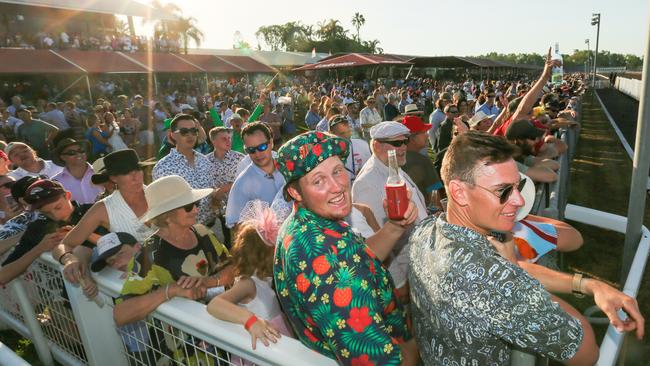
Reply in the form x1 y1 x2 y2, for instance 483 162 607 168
276 131 350 198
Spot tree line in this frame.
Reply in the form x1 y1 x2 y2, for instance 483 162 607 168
479 50 643 71
254 13 382 54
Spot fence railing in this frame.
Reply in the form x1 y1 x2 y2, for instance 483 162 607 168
0 253 337 366
614 76 642 101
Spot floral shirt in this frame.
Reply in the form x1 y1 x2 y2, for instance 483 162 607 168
205 150 245 189
152 148 215 225
408 215 583 365
274 206 410 365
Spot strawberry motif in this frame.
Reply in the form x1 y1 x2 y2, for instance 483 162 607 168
283 234 293 250
333 287 352 308
312 143 323 156
285 160 295 172
296 273 310 293
312 255 331 275
383 300 396 315
304 328 319 343
322 227 342 238
368 260 376 275
306 316 317 326
351 354 374 366
330 245 338 255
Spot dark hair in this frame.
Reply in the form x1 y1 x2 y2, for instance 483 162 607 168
169 113 195 132
440 131 515 186
241 121 272 141
85 114 98 128
230 223 274 279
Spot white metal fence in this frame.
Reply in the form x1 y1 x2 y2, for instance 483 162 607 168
614 76 642 101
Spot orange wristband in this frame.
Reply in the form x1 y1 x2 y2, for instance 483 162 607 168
244 315 258 330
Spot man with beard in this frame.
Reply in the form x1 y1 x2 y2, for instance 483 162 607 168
505 119 560 180
274 131 419 365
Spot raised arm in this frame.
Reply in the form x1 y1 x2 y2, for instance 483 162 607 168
510 48 554 122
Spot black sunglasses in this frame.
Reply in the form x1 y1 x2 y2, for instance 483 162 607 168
447 109 459 114
244 142 270 155
61 149 86 156
182 200 200 212
474 178 527 204
174 127 199 136
487 94 496 98
379 138 410 148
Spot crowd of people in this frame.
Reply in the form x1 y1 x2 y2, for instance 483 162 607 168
1 29 181 53
0 46 645 366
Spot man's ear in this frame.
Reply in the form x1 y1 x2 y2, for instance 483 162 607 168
65 191 72 200
286 184 302 203
448 179 470 207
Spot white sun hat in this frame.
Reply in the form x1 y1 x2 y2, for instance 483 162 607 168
140 175 213 223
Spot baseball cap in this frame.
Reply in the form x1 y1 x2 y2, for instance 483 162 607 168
328 114 349 130
505 120 545 140
179 104 194 111
90 232 138 272
401 115 431 133
22 179 66 210
467 111 495 128
370 121 411 140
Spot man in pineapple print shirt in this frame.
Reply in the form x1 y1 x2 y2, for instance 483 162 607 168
274 131 420 366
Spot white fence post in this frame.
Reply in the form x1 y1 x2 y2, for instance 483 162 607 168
59 263 129 366
9 280 54 366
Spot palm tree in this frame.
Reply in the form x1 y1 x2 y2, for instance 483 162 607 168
146 1 203 53
351 13 365 41
172 15 204 54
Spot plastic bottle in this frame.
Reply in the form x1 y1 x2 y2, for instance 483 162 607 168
385 150 408 220
551 43 564 85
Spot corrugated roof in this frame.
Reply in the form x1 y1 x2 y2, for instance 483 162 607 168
55 50 149 73
173 54 243 73
188 49 328 67
293 53 411 71
0 48 83 73
215 55 276 73
121 52 204 73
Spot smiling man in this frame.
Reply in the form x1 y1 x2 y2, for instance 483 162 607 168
274 131 419 366
408 131 644 365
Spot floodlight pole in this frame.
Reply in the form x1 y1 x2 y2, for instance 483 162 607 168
591 13 601 87
621 5 650 282
585 39 591 79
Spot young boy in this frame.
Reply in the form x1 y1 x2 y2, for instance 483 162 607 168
0 179 104 286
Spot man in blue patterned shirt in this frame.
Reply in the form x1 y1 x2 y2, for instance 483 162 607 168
409 131 644 365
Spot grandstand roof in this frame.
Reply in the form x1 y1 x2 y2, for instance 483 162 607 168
293 53 411 71
55 50 150 73
0 48 84 73
189 49 329 67
0 0 176 20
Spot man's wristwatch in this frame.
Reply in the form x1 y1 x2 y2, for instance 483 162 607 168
572 273 585 298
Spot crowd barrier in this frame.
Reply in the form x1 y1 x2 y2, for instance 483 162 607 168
0 341 30 366
614 77 642 101
0 96 647 366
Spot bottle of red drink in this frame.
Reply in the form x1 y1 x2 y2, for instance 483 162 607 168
385 149 408 220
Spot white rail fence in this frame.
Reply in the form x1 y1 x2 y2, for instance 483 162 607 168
614 76 642 101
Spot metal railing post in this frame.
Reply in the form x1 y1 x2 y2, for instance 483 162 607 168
9 280 54 366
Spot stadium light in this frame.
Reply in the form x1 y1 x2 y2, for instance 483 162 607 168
591 13 601 86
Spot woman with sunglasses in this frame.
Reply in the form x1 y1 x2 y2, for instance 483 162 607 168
113 175 233 327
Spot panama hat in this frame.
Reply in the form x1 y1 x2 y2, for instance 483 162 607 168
140 175 213 223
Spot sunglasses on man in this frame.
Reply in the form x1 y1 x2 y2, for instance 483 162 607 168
61 149 86 157
244 142 270 155
174 127 199 136
473 178 527 204
379 138 410 148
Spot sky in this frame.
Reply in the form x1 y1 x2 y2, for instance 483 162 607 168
133 0 648 57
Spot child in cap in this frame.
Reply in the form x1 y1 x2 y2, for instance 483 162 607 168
0 179 106 289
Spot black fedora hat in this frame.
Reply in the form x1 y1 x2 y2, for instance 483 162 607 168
91 149 153 183
53 138 90 166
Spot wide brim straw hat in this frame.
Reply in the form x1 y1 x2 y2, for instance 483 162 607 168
140 175 213 223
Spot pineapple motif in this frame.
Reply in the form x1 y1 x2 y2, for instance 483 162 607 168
333 267 353 308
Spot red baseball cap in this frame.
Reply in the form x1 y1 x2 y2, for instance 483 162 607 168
402 115 432 133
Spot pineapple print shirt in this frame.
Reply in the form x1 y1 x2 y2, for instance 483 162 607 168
274 206 410 366
408 215 583 365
